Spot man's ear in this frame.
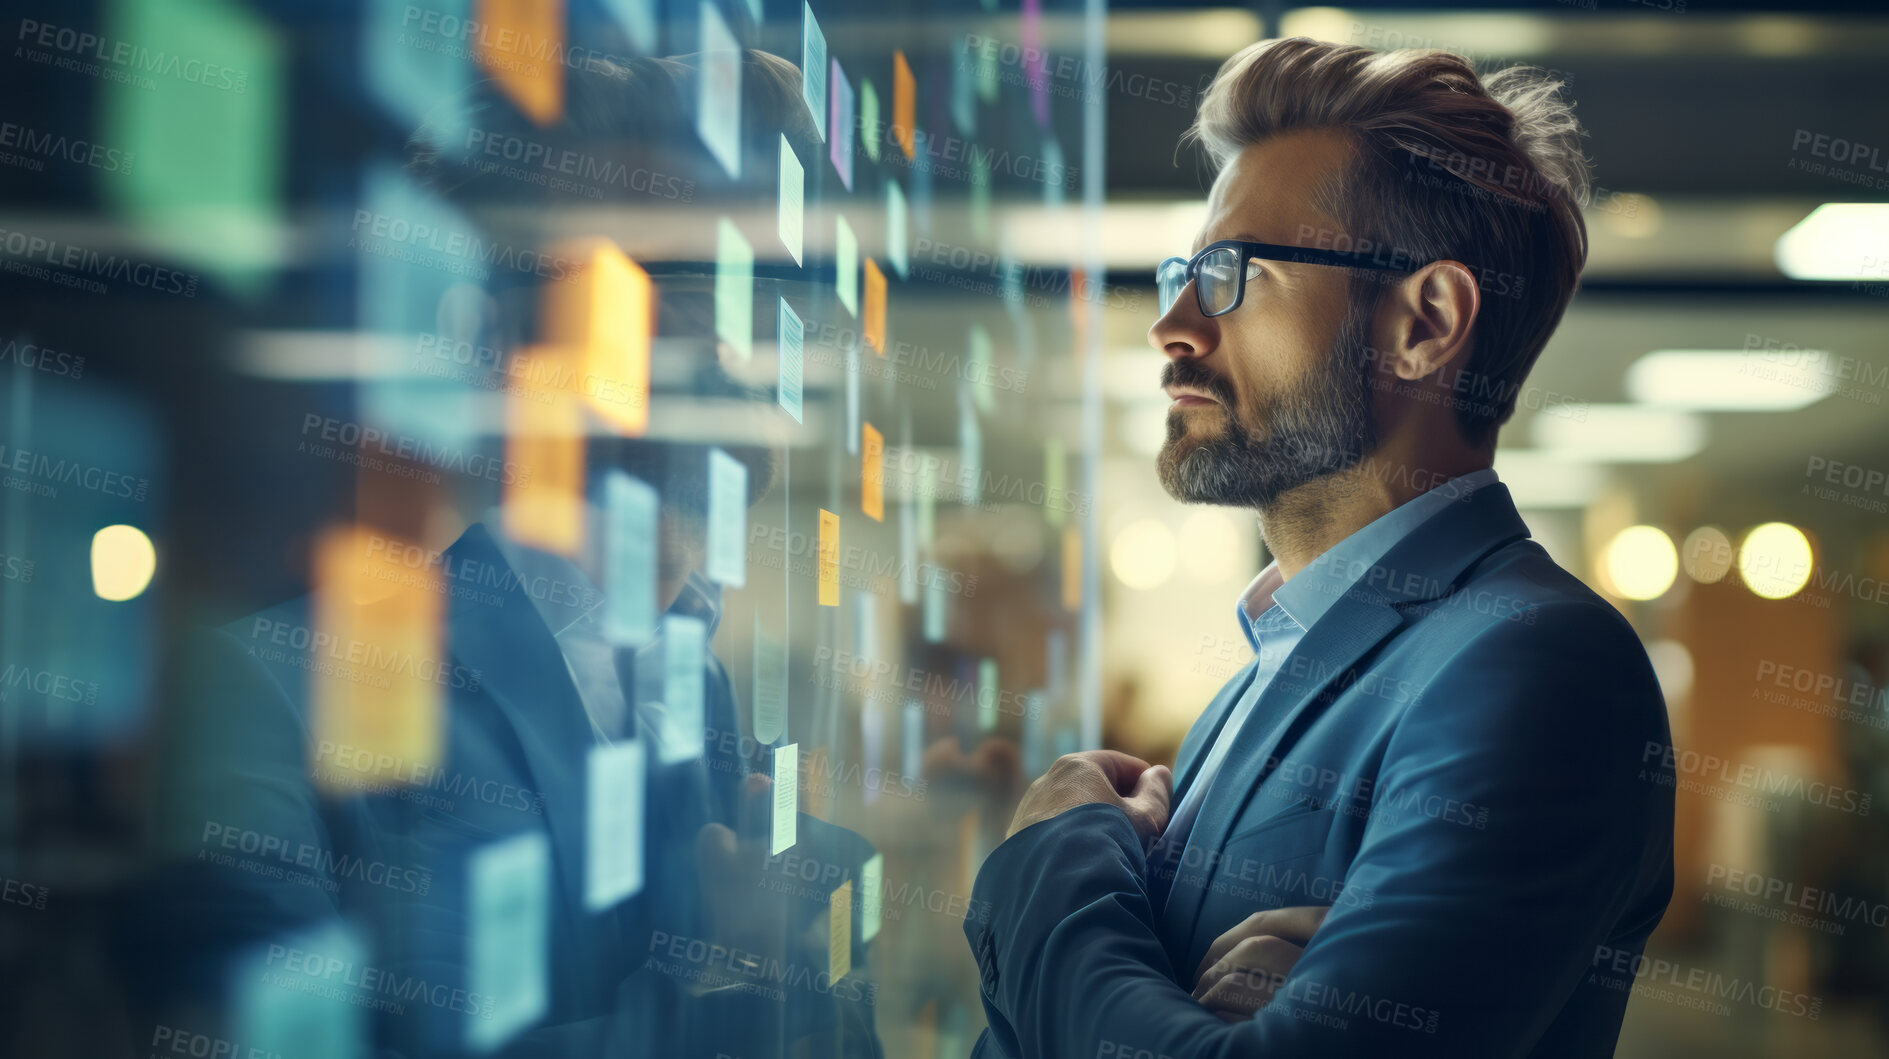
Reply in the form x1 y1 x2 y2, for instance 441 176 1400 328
1374 260 1480 382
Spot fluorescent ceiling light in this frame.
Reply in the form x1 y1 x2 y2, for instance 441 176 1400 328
1530 404 1707 463
1775 203 1889 281
1493 450 1607 507
1626 350 1834 410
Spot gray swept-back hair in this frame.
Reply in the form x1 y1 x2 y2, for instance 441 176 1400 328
1188 37 1591 444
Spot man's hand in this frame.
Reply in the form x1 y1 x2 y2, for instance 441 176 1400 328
1006 750 1171 847
1190 906 1331 1021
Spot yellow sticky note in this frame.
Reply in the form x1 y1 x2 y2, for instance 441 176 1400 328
309 525 444 793
475 0 564 125
862 422 884 522
892 51 916 161
829 879 853 982
1062 525 1082 611
818 508 840 606
863 258 887 355
504 344 586 556
541 238 652 436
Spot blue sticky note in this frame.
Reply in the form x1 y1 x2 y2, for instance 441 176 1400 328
779 136 805 265
468 831 550 1053
772 743 799 854
960 397 982 506
924 579 946 642
232 922 364 1059
861 697 885 806
604 471 659 648
845 345 861 455
802 3 826 142
898 493 918 604
853 591 876 660
585 740 646 911
367 0 469 142
698 1 741 178
1046 629 1067 703
656 615 707 763
706 447 747 587
978 658 999 732
753 615 787 745
902 699 923 778
778 297 804 423
1042 138 1067 209
951 35 978 136
829 58 854 190
887 180 909 279
602 0 657 54
715 218 754 361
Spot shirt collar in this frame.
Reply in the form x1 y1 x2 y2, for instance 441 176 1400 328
1234 467 1500 649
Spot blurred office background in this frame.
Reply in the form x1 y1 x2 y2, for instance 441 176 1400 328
1 0 1886 1056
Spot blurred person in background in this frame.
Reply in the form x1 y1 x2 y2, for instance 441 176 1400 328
963 37 1674 1058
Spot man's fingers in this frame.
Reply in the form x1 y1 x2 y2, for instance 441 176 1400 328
1193 906 1331 984
1192 935 1296 1000
1197 967 1282 1021
1123 764 1172 842
1076 749 1153 793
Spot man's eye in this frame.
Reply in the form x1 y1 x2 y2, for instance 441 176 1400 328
1244 259 1264 281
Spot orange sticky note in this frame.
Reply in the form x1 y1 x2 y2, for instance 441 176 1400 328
309 525 444 793
892 51 916 161
475 0 565 125
1062 525 1082 611
818 508 840 606
504 344 586 556
541 238 652 436
863 258 887 355
862 422 884 522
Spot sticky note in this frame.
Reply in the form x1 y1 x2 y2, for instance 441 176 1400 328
846 345 861 454
232 921 364 1059
853 591 877 660
829 58 854 190
1062 526 1081 611
818 509 840 606
887 181 909 279
772 743 799 854
603 0 656 54
923 578 946 642
917 463 936 546
698 1 741 178
802 4 827 142
968 325 994 413
835 215 859 316
860 80 881 163
779 136 805 266
468 831 550 1052
861 698 885 806
960 398 982 506
902 699 923 778
777 297 804 423
829 879 853 981
861 853 884 942
970 155 991 241
863 258 887 355
1022 0 1049 129
1042 137 1066 209
706 447 748 586
656 614 707 763
862 422 884 521
368 0 469 145
1044 437 1066 527
715 218 754 361
1046 629 1067 703
475 0 563 125
585 740 646 911
753 617 787 744
978 658 999 732
542 238 652 437
950 36 978 136
310 526 443 793
899 493 919 604
893 51 917 161
504 344 586 556
1023 692 1049 778
603 471 659 647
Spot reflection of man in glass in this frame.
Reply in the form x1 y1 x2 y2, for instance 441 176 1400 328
137 52 882 1058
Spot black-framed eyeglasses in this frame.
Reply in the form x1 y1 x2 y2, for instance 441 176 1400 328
1156 239 1427 318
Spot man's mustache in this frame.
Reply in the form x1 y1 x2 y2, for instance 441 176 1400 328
1160 360 1236 407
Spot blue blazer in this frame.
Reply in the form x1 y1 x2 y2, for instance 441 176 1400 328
966 483 1674 1058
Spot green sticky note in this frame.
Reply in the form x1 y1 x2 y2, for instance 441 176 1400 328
836 215 859 317
716 217 754 360
968 325 994 414
104 0 283 293
468 831 550 1052
585 740 646 911
860 80 881 162
705 448 748 587
861 853 884 942
754 616 787 745
978 658 999 732
772 743 799 854
1045 438 1067 527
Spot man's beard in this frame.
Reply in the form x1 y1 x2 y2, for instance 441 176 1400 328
1156 294 1378 509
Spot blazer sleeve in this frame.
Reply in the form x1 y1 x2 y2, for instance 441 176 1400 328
964 600 1675 1058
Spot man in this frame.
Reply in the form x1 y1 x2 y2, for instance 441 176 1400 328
964 38 1674 1057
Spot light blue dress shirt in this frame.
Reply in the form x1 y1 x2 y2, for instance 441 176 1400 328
1150 467 1501 870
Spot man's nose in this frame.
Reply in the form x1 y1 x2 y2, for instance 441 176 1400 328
1148 284 1217 362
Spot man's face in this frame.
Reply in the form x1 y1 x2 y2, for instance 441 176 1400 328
1148 128 1380 509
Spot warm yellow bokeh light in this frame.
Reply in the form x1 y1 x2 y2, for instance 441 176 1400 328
1603 525 1678 601
1177 509 1241 582
1681 526 1733 584
1109 518 1176 590
1738 522 1814 600
91 524 157 601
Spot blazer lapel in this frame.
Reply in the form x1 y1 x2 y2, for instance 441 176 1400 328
1163 482 1534 957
